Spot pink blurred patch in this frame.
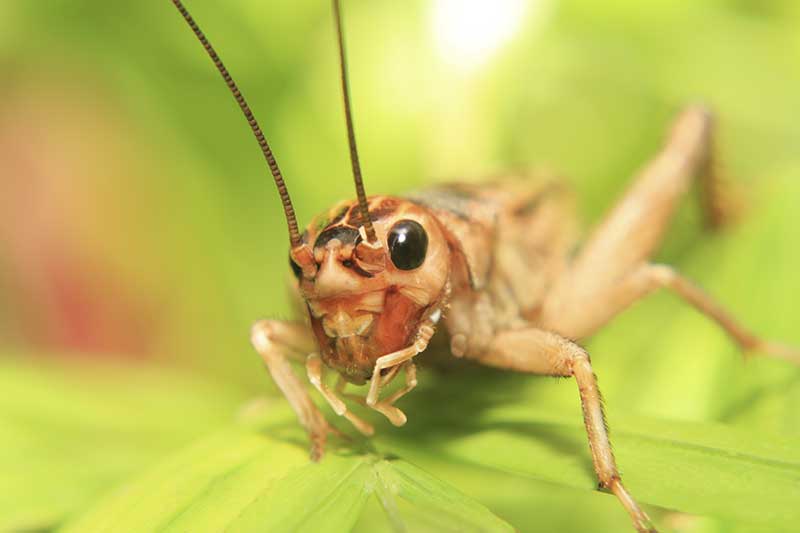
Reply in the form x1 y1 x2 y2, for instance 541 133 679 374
0 79 159 358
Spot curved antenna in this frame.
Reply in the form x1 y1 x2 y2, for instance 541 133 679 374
332 0 378 243
170 0 303 248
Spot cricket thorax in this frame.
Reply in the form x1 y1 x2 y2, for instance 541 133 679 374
292 196 451 383
407 180 577 357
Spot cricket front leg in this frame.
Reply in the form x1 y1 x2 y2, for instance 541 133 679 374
250 319 334 461
474 327 656 533
306 354 375 436
339 362 418 427
365 323 434 406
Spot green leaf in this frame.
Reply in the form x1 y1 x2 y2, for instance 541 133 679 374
378 395 800 530
61 419 513 533
58 388 800 533
370 460 515 533
0 357 246 532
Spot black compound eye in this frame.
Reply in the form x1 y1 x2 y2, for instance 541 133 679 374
289 256 303 279
388 219 428 270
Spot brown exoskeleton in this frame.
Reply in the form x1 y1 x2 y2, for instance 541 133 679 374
171 1 800 531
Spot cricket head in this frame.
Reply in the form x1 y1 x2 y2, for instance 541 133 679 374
290 196 449 383
170 0 442 383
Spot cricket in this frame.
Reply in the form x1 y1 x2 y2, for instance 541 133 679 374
171 1 800 531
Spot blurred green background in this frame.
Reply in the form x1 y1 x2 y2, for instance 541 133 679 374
1 1 799 532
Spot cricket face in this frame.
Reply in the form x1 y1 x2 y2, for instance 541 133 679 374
290 197 450 384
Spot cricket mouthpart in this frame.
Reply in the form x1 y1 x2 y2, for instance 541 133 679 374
322 310 374 339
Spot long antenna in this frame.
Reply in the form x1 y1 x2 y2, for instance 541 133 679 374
332 0 377 243
170 0 303 247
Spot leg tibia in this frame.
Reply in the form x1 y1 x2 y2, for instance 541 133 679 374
475 328 655 532
652 266 800 363
250 319 331 460
570 349 617 487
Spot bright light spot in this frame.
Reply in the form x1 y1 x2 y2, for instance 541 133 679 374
433 0 528 70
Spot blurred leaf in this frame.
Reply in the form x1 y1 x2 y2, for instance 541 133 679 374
62 418 513 533
0 356 246 531
60 392 799 532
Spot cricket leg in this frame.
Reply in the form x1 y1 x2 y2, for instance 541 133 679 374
474 327 656 533
543 262 800 363
250 319 333 461
544 106 729 323
306 354 375 436
365 323 434 406
372 362 418 426
383 362 418 406
343 362 418 426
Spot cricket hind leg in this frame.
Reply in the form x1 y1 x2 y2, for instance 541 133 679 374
543 105 731 328
472 327 656 533
548 263 800 363
539 106 798 361
250 320 335 461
